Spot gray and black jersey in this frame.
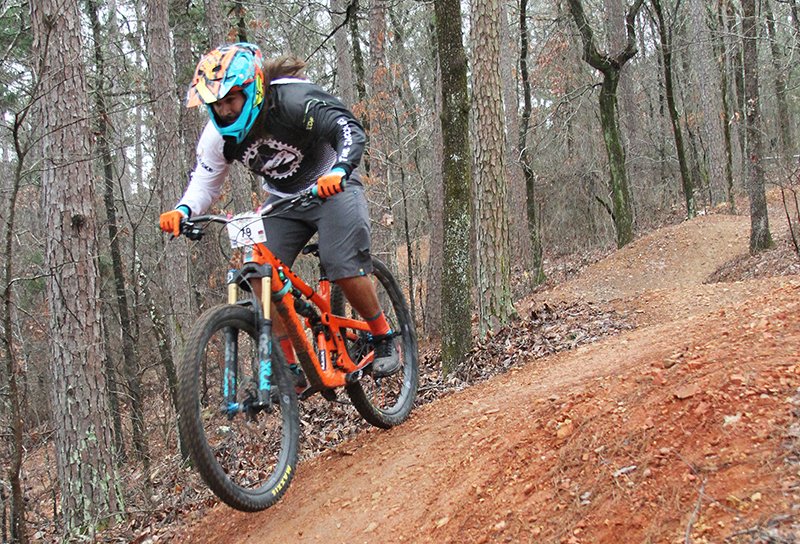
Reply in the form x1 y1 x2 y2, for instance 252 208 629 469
178 78 366 216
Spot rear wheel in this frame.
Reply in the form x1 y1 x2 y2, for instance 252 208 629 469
333 258 419 428
178 304 299 511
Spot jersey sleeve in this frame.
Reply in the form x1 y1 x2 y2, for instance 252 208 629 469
177 121 230 215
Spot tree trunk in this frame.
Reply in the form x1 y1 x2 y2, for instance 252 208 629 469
653 0 696 219
764 0 794 163
349 0 369 128
367 0 396 262
471 0 515 334
2 112 30 544
86 0 147 468
518 0 545 284
204 0 225 47
713 0 736 212
423 16 444 338
741 0 774 252
433 0 473 373
390 7 428 326
31 0 122 535
598 72 635 246
729 0 748 193
333 0 356 106
499 0 532 270
145 0 195 456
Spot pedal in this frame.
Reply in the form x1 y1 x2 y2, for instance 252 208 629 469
299 385 320 401
345 369 364 384
248 399 273 416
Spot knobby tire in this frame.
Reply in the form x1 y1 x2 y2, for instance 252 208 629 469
334 258 419 428
178 304 299 512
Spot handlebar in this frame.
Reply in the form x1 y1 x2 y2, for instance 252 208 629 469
179 180 347 240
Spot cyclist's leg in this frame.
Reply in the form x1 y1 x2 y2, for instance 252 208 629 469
254 205 315 368
315 184 399 375
335 276 386 332
315 183 373 283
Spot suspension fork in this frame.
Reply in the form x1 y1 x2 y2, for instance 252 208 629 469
222 264 276 415
256 266 275 405
222 268 240 416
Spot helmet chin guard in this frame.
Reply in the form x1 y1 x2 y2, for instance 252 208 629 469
187 42 265 143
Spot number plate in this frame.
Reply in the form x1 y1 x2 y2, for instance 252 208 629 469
226 212 267 248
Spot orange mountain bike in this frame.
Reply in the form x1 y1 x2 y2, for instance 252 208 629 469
175 186 419 512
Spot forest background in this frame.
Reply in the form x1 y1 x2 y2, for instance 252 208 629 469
0 0 797 540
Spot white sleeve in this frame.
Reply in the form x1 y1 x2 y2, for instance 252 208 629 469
177 121 229 215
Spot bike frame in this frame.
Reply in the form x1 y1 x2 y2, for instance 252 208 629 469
233 241 374 393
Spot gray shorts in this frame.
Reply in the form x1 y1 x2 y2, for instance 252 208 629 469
261 183 373 281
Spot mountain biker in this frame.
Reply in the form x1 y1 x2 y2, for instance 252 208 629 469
158 42 400 379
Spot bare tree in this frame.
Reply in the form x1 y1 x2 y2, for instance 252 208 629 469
424 19 445 338
433 0 473 372
763 0 793 163
367 0 395 260
518 0 545 283
333 0 356 106
31 0 122 535
471 0 515 333
1 82 35 544
566 0 645 248
710 0 736 211
741 0 773 252
652 0 696 218
86 0 148 465
145 0 194 376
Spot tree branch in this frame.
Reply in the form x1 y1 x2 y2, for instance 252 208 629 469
565 0 611 73
619 0 646 64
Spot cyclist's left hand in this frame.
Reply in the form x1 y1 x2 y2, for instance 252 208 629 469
159 208 187 236
315 169 346 198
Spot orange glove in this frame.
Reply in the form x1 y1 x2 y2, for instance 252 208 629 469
159 208 187 236
315 169 346 198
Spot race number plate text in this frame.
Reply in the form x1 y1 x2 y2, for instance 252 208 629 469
226 213 267 248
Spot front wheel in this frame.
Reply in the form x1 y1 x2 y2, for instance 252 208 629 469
334 258 419 429
177 304 299 512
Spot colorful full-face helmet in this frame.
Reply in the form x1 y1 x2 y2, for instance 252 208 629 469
187 42 265 144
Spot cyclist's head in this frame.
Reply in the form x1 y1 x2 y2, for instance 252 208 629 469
186 42 265 144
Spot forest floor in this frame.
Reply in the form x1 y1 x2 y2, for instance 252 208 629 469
21 189 791 543
149 191 800 544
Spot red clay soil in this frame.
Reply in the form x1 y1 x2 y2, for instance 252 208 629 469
176 206 800 544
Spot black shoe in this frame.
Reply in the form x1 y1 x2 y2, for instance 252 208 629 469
372 334 400 378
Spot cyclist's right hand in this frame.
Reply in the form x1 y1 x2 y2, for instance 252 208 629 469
159 208 187 237
314 168 347 198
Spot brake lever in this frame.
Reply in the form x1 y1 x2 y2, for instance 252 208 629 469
180 220 205 241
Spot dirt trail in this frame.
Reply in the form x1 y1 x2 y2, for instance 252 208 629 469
178 206 800 544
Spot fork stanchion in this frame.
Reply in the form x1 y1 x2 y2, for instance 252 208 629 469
226 269 238 304
257 266 274 406
261 271 272 321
